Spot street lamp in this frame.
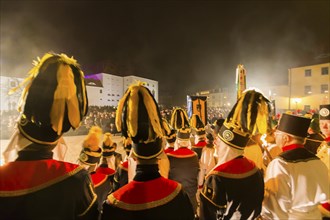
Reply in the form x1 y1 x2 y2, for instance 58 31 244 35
292 98 301 112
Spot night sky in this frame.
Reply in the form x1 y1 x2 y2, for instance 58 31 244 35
1 0 329 105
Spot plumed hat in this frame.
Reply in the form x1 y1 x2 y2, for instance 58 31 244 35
218 89 270 150
14 52 88 145
79 126 103 165
162 118 176 144
170 108 191 142
102 132 116 157
170 108 190 130
190 114 206 136
277 113 311 138
115 82 163 159
319 104 330 120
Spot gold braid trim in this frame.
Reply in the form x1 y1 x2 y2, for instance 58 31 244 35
107 183 182 211
167 150 197 158
0 166 84 197
200 190 227 209
78 182 98 217
132 147 163 160
207 166 258 179
18 123 59 145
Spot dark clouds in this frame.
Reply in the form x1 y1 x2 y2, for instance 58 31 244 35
1 0 329 105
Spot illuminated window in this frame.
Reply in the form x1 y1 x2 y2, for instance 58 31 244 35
305 69 312 77
304 105 311 112
304 85 312 95
321 84 328 94
321 67 329 75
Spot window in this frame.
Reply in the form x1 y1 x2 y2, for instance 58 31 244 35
304 85 312 95
321 84 329 94
304 105 311 112
321 67 329 75
305 69 312 77
100 89 102 93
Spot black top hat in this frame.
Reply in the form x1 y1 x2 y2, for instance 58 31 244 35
218 89 270 150
116 82 164 159
16 53 88 145
277 113 311 138
319 104 330 120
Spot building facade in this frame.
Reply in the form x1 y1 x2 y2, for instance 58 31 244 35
0 73 158 111
0 76 24 111
262 62 329 113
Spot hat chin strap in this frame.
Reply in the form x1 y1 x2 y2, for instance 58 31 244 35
2 127 33 164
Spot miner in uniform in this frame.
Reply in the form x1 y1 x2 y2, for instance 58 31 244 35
102 132 122 170
262 113 329 219
113 137 132 191
200 89 267 220
101 82 194 220
0 53 98 220
168 108 200 218
77 126 112 213
317 104 330 219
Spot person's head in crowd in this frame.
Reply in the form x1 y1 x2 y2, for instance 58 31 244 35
161 118 176 147
305 113 321 134
3 52 88 162
190 114 206 144
115 82 164 165
274 113 311 148
211 118 225 138
123 137 133 157
206 132 215 148
319 104 330 138
215 88 270 164
78 126 103 172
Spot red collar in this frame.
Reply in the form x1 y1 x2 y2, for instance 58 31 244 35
91 172 108 187
213 157 256 174
0 160 82 194
282 144 304 152
325 137 330 142
193 141 207 148
110 177 181 205
167 147 196 158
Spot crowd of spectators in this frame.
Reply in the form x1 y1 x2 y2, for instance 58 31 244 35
0 105 231 139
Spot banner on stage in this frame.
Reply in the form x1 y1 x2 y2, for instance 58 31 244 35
187 96 207 125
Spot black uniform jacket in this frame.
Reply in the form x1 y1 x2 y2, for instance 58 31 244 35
167 147 200 211
101 164 195 220
200 156 264 220
113 160 128 191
